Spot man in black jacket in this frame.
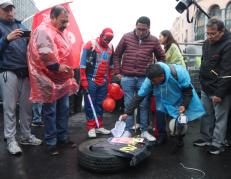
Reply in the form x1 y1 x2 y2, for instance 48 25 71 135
193 18 231 155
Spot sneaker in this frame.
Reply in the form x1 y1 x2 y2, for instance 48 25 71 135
57 140 76 148
141 131 156 142
46 145 60 156
95 128 111 135
19 135 42 145
88 128 96 138
208 145 225 155
121 131 132 137
7 140 22 155
131 123 140 130
31 121 44 127
224 139 231 147
193 139 211 147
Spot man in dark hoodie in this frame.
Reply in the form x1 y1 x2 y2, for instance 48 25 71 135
193 17 231 155
0 0 42 155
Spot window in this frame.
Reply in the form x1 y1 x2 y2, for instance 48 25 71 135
209 5 221 18
195 12 205 40
226 3 231 31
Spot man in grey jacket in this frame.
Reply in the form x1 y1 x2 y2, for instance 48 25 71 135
0 0 42 155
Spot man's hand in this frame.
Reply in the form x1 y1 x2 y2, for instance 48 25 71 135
6 29 24 42
119 114 128 121
179 106 185 114
212 96 222 104
59 64 71 73
116 74 122 80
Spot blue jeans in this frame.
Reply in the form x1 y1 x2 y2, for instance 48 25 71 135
121 76 149 132
43 95 69 146
32 103 43 123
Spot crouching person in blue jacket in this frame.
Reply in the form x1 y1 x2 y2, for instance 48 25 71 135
120 62 205 145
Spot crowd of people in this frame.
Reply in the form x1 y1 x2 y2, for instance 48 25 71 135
0 1 231 157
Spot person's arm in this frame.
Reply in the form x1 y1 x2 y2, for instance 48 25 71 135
214 43 231 99
153 38 165 61
125 77 152 114
0 36 9 53
79 41 93 90
125 95 145 115
181 86 193 109
113 35 126 77
35 29 71 73
0 29 23 53
108 45 114 83
176 66 193 112
120 77 152 120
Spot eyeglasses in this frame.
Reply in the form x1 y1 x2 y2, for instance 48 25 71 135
136 28 149 32
206 31 220 37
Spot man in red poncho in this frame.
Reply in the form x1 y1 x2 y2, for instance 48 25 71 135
80 28 114 138
27 5 79 155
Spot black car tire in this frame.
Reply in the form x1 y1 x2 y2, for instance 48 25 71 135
78 138 130 173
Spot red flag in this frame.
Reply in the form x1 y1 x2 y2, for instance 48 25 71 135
32 2 83 69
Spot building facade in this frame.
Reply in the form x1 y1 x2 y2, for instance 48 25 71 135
13 0 38 29
171 0 231 43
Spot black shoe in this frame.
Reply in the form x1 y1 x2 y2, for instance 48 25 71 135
208 145 225 155
156 135 167 145
57 140 76 148
193 139 211 147
46 145 60 156
177 137 184 147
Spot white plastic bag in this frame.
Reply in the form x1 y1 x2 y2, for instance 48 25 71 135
111 118 126 137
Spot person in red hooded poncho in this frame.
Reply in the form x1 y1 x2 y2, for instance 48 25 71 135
80 28 114 138
27 5 79 155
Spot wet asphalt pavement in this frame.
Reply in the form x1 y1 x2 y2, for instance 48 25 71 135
0 110 231 179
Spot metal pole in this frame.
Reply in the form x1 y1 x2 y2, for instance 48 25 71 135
86 90 100 128
192 0 211 19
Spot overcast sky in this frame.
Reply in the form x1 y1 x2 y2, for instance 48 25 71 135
33 0 180 45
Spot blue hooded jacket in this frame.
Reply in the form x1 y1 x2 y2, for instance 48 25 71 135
138 62 205 121
0 19 28 71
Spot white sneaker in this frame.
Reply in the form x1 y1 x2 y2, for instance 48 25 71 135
7 140 22 155
88 128 96 138
95 128 111 135
131 123 140 130
19 135 42 145
141 131 156 142
121 131 132 137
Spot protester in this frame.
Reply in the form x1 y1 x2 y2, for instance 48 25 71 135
156 29 186 144
80 28 114 138
27 5 79 155
159 30 186 67
113 16 165 141
120 62 205 144
0 0 42 155
193 18 231 155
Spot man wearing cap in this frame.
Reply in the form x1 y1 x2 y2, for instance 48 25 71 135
0 0 42 155
80 28 114 138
